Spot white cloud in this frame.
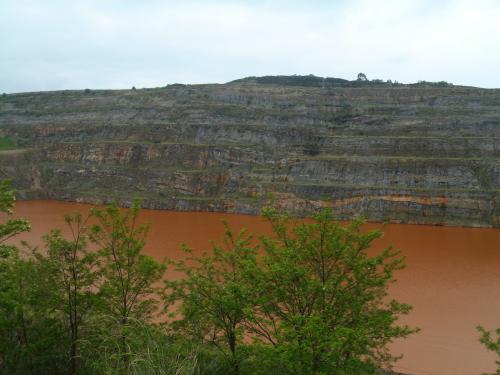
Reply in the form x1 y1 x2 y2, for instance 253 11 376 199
1 0 499 92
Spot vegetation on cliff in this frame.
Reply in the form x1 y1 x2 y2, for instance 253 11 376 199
0 181 417 374
0 138 15 151
229 74 452 88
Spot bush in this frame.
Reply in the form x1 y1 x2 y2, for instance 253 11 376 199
477 326 500 375
168 207 417 374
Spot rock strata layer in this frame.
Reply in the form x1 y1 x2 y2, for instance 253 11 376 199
0 77 498 227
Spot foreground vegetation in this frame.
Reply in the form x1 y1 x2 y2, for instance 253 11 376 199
1 179 420 374
477 326 500 375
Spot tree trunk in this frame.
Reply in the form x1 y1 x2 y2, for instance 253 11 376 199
228 330 239 375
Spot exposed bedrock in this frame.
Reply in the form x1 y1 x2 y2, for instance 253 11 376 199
0 79 498 226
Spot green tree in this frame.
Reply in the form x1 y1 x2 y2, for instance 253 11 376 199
478 326 500 375
357 72 368 81
166 222 258 375
0 253 67 375
0 180 29 372
0 180 30 259
0 251 67 375
89 201 166 372
246 208 417 374
0 180 65 374
34 212 99 375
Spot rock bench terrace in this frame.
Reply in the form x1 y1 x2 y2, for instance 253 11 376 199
1 76 499 227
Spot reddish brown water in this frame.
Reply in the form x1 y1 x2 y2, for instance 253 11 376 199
11 200 500 375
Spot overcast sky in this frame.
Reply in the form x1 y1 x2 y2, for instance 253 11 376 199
1 0 499 93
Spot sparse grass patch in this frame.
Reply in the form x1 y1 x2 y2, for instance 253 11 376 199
0 136 16 150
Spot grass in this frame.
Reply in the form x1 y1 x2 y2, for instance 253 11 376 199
259 180 500 194
323 134 499 140
300 154 500 162
57 139 257 149
0 137 16 150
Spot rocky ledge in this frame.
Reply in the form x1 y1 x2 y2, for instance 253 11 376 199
0 75 498 227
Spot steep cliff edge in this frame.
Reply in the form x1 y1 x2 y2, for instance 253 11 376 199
0 76 498 227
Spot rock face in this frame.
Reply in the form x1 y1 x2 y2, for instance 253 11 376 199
0 77 499 227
